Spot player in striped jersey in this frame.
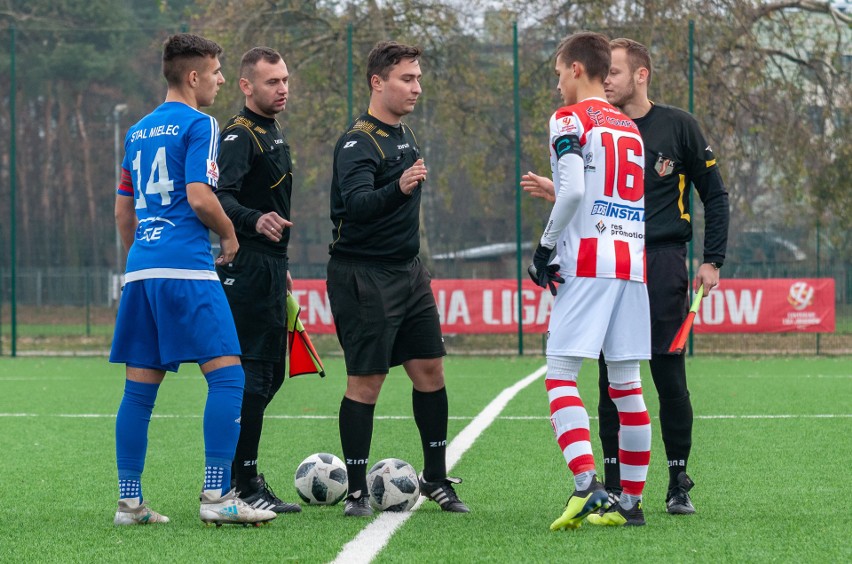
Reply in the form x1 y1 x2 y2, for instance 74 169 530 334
528 32 652 529
523 38 730 517
110 34 275 527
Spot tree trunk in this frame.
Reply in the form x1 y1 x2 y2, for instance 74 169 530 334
75 91 98 265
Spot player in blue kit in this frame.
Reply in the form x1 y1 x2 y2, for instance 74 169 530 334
110 33 276 527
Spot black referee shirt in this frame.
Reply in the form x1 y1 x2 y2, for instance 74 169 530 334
217 106 293 257
635 103 729 265
329 112 422 262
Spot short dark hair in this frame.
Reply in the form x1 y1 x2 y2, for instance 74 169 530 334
555 31 611 82
366 41 422 91
240 46 283 80
610 38 653 86
162 33 223 86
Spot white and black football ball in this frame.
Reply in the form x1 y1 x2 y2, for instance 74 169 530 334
367 458 420 511
294 453 348 505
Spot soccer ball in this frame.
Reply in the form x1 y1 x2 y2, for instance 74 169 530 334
367 458 421 512
294 453 348 505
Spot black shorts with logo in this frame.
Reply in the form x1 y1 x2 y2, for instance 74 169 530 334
647 245 690 355
327 255 446 375
216 248 288 363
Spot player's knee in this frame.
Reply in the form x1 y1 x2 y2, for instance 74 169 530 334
605 360 641 388
649 353 688 398
200 355 241 374
204 363 245 390
243 359 276 398
346 374 385 404
546 356 583 382
406 358 445 392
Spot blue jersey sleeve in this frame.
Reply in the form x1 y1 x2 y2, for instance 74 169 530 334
185 114 220 189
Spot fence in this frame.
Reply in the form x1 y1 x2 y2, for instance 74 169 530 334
0 12 849 356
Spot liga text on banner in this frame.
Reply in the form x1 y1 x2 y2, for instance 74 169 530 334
289 278 835 335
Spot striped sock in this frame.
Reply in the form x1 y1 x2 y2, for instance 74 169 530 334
608 380 651 496
545 357 595 481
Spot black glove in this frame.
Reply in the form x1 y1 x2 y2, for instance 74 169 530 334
528 244 565 296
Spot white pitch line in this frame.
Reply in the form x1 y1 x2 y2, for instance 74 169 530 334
330 365 548 564
1 412 850 420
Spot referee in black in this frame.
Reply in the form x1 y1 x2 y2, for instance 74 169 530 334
522 38 729 515
215 46 300 513
328 41 469 517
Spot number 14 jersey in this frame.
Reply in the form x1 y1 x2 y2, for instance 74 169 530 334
548 97 646 282
117 102 221 280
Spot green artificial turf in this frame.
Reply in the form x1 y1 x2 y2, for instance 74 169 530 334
0 356 848 562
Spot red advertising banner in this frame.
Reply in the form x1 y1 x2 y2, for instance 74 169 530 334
290 279 553 334
692 278 835 334
290 278 835 335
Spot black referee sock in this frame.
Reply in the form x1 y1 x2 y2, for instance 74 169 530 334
233 392 267 490
660 394 693 487
412 387 448 482
597 355 621 490
339 396 375 495
649 353 693 488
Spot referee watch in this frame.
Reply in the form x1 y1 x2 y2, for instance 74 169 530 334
705 262 722 270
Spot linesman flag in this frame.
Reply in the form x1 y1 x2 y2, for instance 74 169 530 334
287 293 325 378
668 285 704 355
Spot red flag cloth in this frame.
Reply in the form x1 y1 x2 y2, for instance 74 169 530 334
287 293 325 378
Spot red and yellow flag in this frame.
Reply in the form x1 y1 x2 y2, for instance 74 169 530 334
287 293 325 378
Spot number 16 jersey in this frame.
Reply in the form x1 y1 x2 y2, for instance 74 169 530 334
548 97 646 282
117 101 221 281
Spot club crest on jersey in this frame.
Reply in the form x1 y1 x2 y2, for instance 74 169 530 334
206 159 219 182
654 154 675 177
558 116 577 134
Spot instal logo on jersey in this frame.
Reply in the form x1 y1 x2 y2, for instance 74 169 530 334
590 200 645 222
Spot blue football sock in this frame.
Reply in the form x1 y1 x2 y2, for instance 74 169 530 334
203 364 244 495
116 379 160 501
118 479 141 501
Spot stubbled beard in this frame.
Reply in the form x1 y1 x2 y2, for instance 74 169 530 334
608 83 635 108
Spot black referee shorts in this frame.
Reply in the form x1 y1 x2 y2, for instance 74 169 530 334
327 255 446 376
216 248 288 363
647 245 690 355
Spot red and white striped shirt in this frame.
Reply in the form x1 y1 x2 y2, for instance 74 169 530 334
543 97 646 282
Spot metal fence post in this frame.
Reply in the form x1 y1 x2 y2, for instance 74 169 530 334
10 23 17 357
816 219 821 355
513 21 523 356
85 271 91 337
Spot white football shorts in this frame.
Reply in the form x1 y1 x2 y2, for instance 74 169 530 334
546 276 651 362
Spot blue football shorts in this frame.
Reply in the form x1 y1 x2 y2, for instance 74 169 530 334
110 278 241 372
